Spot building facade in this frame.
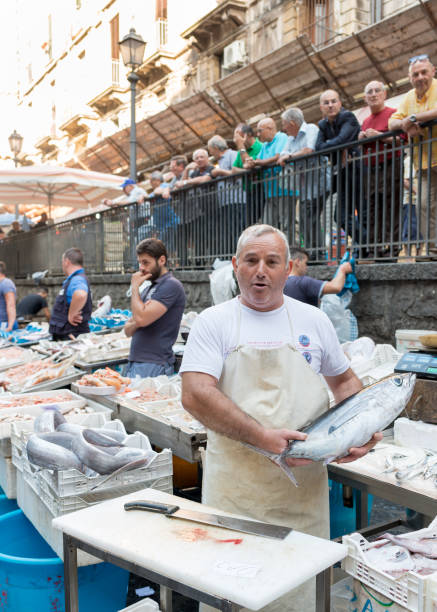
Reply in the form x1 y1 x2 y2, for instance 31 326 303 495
11 0 427 176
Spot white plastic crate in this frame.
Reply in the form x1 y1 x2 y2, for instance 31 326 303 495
0 456 16 499
342 533 436 612
40 443 173 498
33 470 173 517
425 575 437 612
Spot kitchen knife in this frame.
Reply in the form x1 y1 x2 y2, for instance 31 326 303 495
124 500 292 540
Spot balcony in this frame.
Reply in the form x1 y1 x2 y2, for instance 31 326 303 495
85 59 127 116
181 0 247 52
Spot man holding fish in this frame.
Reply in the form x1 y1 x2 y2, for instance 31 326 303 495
181 224 384 612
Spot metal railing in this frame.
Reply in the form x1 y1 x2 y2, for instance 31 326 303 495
1 121 437 277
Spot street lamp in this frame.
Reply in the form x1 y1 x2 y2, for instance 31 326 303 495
119 28 147 180
8 130 23 168
8 130 23 220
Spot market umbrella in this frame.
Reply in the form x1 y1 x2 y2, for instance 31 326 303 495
0 165 123 218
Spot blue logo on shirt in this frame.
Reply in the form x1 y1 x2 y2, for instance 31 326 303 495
303 351 312 363
299 335 310 347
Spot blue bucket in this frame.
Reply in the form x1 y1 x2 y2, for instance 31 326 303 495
0 510 129 611
0 494 18 516
329 480 373 539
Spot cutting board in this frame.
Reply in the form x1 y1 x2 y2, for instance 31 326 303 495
53 488 346 610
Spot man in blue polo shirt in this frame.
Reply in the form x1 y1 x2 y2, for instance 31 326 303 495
244 117 288 231
124 238 186 378
49 248 92 340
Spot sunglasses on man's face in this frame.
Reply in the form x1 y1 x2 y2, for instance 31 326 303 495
409 54 429 65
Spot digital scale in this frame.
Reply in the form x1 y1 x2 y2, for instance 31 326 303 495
394 350 437 380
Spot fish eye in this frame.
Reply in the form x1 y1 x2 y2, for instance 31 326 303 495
393 376 403 387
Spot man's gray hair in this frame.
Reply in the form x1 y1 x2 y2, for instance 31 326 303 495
281 107 304 127
150 171 163 181
235 224 290 263
193 148 208 159
207 135 228 151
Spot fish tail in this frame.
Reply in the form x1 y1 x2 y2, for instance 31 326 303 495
277 454 299 487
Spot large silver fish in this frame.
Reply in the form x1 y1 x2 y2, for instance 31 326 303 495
247 372 416 486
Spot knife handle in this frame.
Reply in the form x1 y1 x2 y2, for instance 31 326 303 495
124 500 180 515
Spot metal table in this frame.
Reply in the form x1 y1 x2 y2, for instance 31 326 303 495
328 463 437 529
74 356 128 373
63 534 333 612
56 489 345 612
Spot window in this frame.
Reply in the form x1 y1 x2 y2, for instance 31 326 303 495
370 0 383 24
298 1 335 48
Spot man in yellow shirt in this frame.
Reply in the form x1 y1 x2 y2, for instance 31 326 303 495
389 55 437 254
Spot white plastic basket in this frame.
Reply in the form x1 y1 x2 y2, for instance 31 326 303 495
0 456 16 499
342 533 436 612
40 441 173 498
32 470 173 517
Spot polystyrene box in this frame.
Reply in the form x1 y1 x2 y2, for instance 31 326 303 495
394 417 437 452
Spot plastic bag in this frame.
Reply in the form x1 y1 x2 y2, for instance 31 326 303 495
330 577 356 612
321 290 358 343
209 261 237 305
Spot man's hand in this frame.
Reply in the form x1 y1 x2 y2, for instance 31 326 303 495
335 432 383 464
364 128 382 138
243 158 256 169
131 270 150 288
68 311 83 326
234 132 245 150
278 154 291 167
260 428 314 467
339 262 353 275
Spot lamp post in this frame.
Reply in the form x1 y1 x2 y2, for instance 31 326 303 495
8 130 23 220
119 28 147 180
8 130 23 168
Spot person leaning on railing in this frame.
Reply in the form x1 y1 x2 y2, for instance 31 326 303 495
358 81 403 259
173 149 214 265
208 135 239 256
389 54 437 258
243 118 288 232
316 90 364 250
232 123 263 226
278 107 329 261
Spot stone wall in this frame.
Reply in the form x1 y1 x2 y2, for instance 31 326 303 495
14 263 437 345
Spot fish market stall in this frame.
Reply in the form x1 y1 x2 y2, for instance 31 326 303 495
54 487 347 612
0 390 111 499
89 309 131 333
0 345 38 372
0 353 82 393
328 438 437 529
13 409 172 566
73 374 207 463
0 322 51 346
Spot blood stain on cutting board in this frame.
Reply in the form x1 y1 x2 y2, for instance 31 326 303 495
172 528 243 545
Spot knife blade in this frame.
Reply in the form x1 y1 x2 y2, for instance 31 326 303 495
124 500 292 540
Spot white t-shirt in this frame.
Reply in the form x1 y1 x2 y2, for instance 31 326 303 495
180 296 349 381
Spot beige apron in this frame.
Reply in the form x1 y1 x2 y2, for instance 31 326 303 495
201 303 330 612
